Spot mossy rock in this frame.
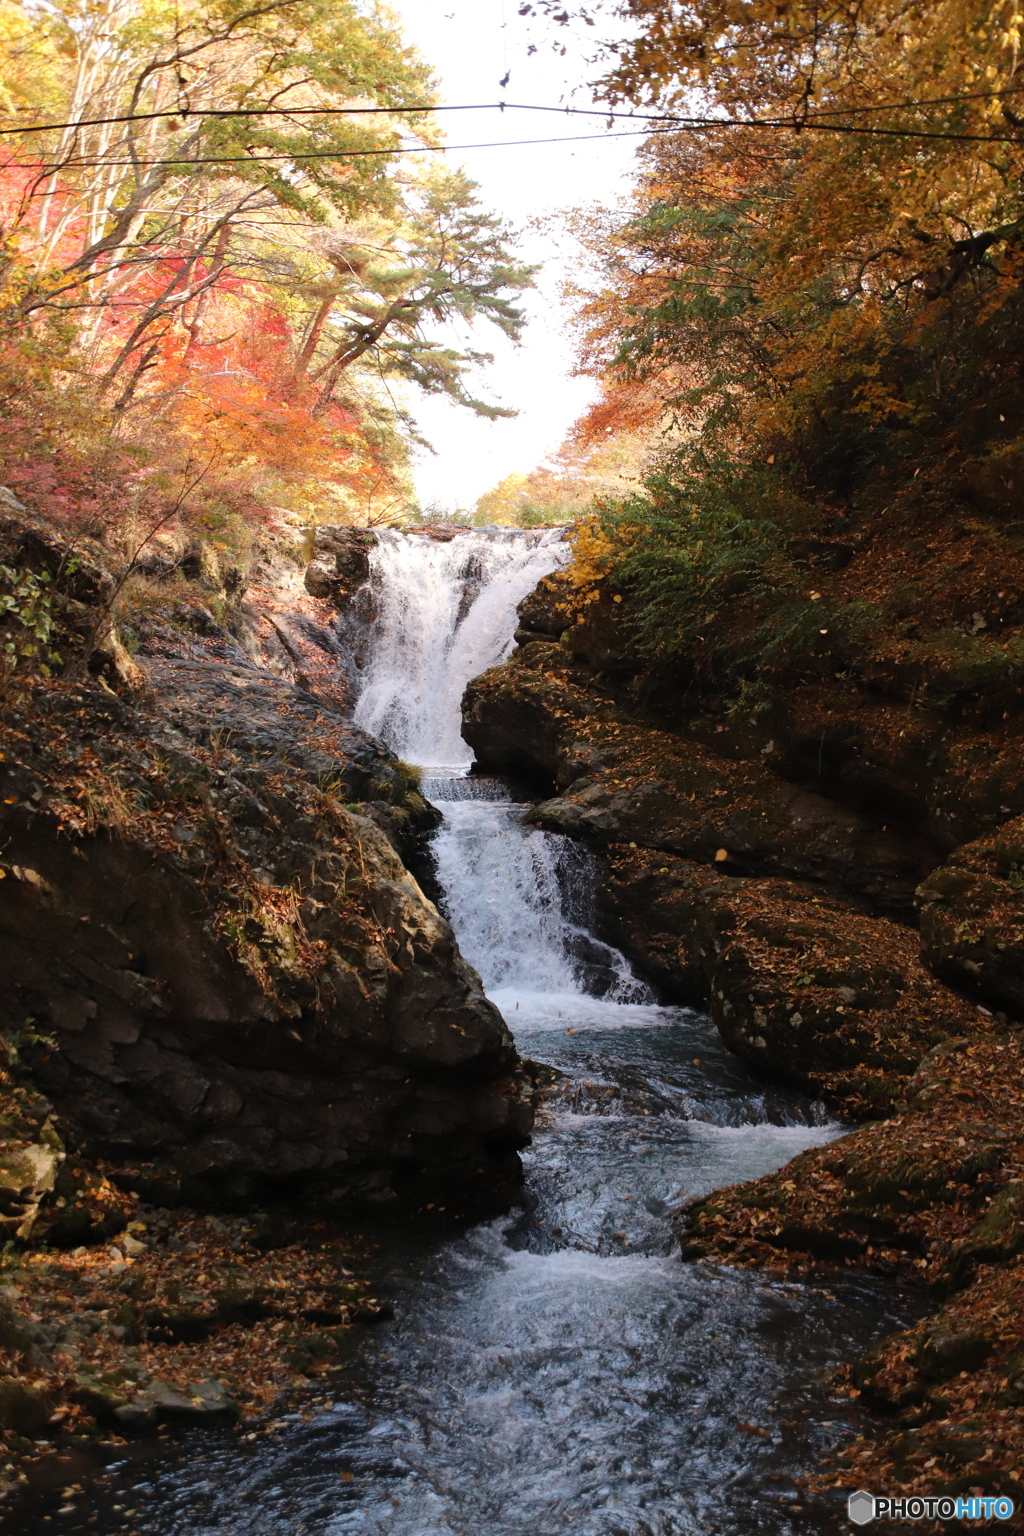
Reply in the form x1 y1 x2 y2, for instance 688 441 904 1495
914 1327 993 1383
838 1151 950 1208
38 1156 131 1247
0 1376 53 1434
943 1179 1024 1292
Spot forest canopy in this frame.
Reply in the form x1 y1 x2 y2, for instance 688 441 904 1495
0 0 534 534
512 0 1024 669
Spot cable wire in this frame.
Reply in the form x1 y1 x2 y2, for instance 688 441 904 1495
2 116 1022 174
2 87 1024 141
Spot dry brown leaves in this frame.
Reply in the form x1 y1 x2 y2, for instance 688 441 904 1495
0 1206 387 1497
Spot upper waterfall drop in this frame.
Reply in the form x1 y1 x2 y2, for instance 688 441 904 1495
352 527 568 769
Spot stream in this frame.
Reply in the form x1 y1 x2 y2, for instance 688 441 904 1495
21 529 917 1533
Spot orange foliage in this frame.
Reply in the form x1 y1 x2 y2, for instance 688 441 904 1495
0 160 404 522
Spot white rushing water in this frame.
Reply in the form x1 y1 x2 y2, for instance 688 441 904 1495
428 779 653 1028
353 527 568 770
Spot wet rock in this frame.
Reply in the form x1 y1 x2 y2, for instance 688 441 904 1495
130 602 256 670
598 846 980 1108
302 526 375 594
0 1305 32 1356
144 1304 217 1344
114 1377 237 1430
19 1343 53 1373
707 884 977 1108
303 560 338 598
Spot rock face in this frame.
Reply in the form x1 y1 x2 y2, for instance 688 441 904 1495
917 812 1024 1015
124 523 379 718
301 525 374 599
0 495 533 1214
465 641 937 914
598 847 980 1110
462 580 997 1111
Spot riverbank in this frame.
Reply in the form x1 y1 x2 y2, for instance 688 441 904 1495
0 500 540 1508
461 553 1024 1516
686 1030 1024 1508
3 995 919 1534
0 1193 391 1499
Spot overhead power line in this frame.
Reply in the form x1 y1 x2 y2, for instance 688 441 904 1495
5 129 667 168
2 87 1024 141
3 114 1023 173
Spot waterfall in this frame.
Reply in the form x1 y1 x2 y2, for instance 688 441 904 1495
352 527 567 770
428 779 651 1022
63 533 869 1536
352 528 653 1028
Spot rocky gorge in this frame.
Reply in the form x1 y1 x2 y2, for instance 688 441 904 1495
460 545 1024 1510
0 494 535 1480
2 486 1023 1526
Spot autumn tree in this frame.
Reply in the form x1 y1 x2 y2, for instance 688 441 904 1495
0 0 534 523
290 167 535 420
475 425 662 525
518 0 1024 672
534 0 1024 473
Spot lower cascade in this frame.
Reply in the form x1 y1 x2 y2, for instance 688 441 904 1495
46 530 916 1534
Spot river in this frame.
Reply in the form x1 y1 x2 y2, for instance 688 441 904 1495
18 528 916 1534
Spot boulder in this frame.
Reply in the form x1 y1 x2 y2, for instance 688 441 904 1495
465 647 936 913
0 1086 65 1240
301 526 375 594
113 1376 237 1430
513 576 568 646
0 659 532 1213
0 1138 64 1241
917 812 1024 1014
597 846 981 1109
915 1327 992 1382
0 1377 53 1434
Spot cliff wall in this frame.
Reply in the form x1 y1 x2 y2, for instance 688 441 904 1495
0 493 533 1227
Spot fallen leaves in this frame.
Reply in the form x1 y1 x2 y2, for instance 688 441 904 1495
0 1201 389 1502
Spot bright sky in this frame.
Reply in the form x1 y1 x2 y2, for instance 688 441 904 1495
389 0 639 512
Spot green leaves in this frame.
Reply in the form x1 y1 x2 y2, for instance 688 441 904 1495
300 165 536 419
0 562 59 678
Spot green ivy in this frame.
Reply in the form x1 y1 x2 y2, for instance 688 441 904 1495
0 562 61 677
